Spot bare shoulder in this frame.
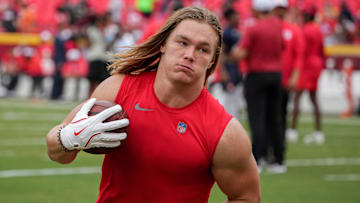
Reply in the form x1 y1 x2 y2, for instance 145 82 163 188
213 118 252 166
212 118 260 202
91 74 126 102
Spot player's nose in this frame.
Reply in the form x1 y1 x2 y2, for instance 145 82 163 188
183 46 195 62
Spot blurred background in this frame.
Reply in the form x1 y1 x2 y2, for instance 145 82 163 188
0 0 359 203
0 0 359 114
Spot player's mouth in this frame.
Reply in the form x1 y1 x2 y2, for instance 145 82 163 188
176 64 194 72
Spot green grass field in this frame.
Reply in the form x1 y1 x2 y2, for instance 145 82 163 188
0 98 359 203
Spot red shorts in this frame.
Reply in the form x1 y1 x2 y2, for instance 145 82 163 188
297 69 322 91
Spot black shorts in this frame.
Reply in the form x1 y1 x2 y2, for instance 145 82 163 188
87 60 110 83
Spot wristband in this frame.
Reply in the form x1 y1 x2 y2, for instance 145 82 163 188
57 125 71 152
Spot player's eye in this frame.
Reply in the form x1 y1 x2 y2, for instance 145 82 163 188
199 48 208 53
179 41 187 46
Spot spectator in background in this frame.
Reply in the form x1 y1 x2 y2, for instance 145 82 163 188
38 30 55 99
0 48 20 97
23 46 45 99
62 47 88 101
111 25 138 54
272 0 305 144
103 12 121 50
220 8 243 117
289 6 325 144
17 2 37 33
2 5 17 32
337 1 356 44
321 2 339 45
231 0 285 173
86 14 110 96
38 30 55 73
51 10 72 100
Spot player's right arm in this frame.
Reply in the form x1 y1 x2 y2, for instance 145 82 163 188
46 74 126 164
212 118 261 203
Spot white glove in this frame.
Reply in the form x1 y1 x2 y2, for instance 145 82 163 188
59 98 129 151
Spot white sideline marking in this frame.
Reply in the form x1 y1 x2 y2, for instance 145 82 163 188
0 100 76 110
0 167 101 178
0 138 45 146
1 158 360 178
287 158 360 167
2 112 66 121
301 117 360 126
325 174 360 181
0 127 50 132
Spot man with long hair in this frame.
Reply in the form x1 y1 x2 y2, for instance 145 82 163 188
46 7 260 203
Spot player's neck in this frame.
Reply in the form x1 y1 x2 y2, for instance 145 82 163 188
153 73 203 109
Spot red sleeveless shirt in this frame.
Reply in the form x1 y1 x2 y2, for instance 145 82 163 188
96 71 232 203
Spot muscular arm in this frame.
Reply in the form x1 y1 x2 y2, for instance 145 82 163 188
212 118 260 203
46 74 125 164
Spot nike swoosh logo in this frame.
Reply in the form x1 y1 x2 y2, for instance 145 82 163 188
134 103 153 111
71 118 87 124
74 127 86 136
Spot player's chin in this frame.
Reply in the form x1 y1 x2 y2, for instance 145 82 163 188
171 73 194 84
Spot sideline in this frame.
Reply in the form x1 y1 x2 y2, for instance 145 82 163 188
0 99 76 110
287 157 360 167
1 157 360 178
1 112 66 121
325 174 360 181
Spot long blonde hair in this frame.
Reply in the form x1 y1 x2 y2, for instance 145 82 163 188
108 6 222 85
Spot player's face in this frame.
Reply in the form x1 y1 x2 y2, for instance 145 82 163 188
159 19 218 85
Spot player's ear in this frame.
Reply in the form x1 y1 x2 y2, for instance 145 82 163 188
160 45 165 54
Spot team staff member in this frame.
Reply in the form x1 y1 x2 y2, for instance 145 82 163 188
289 6 325 144
46 7 260 203
272 0 305 145
232 0 284 173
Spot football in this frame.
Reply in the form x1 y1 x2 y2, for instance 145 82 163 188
83 100 129 154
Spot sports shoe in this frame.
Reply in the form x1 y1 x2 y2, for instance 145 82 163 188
266 163 287 174
303 131 325 144
286 128 298 143
257 158 268 174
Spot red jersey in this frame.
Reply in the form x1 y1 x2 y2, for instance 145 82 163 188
97 72 232 203
297 22 325 91
281 21 304 87
302 22 324 72
241 16 283 73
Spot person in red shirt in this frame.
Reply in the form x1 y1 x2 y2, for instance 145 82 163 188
289 5 325 144
231 0 285 173
0 48 20 96
45 7 260 203
272 0 305 144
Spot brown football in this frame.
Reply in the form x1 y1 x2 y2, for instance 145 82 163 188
83 100 129 154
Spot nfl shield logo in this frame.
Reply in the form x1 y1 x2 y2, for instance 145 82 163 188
177 122 187 134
